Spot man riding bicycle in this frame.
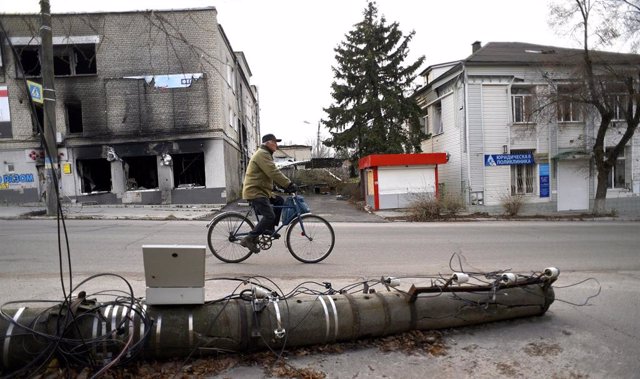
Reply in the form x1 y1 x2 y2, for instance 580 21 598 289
241 133 297 253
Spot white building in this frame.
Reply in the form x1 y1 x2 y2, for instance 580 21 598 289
414 41 640 211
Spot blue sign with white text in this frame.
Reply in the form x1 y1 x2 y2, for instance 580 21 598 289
484 153 534 166
539 163 550 198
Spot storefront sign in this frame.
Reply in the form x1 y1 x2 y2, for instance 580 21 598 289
484 153 534 166
539 163 550 198
1 173 35 189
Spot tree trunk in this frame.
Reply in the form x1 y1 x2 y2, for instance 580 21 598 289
593 165 610 214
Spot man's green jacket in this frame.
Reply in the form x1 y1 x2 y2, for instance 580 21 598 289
242 145 292 200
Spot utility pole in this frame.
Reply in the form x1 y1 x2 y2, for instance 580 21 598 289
40 0 58 216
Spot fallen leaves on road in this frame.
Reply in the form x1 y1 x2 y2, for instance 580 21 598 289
28 330 446 378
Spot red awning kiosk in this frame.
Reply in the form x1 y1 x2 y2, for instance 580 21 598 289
358 153 448 210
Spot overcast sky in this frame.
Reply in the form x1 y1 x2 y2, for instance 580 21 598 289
5 0 586 145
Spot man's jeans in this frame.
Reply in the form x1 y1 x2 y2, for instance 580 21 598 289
249 196 284 237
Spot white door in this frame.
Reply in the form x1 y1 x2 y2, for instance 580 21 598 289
557 160 589 211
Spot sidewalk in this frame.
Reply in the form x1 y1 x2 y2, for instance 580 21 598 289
0 203 222 221
1 194 638 221
0 194 388 222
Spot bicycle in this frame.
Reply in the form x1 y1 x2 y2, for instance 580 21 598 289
206 193 335 263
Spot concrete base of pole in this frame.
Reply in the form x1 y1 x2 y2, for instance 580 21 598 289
0 283 554 373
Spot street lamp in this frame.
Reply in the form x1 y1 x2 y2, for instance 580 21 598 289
303 120 321 158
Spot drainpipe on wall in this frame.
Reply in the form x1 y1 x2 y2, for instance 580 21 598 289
463 65 472 203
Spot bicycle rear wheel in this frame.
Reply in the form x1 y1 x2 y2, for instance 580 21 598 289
207 212 254 263
286 214 335 263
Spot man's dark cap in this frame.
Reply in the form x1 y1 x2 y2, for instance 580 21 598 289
262 134 282 143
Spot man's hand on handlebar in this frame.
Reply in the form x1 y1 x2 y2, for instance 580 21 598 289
285 183 298 193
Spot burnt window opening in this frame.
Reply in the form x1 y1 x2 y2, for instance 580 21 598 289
77 158 112 193
66 103 83 133
32 105 43 135
16 44 97 77
173 153 205 188
123 156 158 190
74 44 97 74
53 46 72 76
18 47 40 76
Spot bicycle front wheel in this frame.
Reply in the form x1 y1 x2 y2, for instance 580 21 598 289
207 212 254 263
286 214 335 263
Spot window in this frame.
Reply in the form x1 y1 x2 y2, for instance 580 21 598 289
226 58 232 86
16 44 97 77
77 158 112 193
606 148 626 189
512 88 533 123
123 156 158 190
17 47 40 76
32 105 43 135
511 150 535 195
65 103 83 134
557 99 581 122
431 102 443 135
420 109 429 135
557 86 582 122
611 94 629 121
173 153 205 188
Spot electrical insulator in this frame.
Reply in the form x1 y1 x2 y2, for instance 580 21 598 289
452 273 469 284
501 273 517 285
384 277 400 287
543 267 560 279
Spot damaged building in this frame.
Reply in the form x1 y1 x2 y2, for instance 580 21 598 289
0 7 259 205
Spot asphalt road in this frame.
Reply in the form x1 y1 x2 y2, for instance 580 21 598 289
1 219 639 378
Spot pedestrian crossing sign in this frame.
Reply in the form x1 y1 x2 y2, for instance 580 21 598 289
27 80 43 104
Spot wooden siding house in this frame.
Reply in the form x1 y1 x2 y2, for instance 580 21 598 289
414 41 640 211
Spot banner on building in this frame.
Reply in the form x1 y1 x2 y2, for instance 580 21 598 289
484 153 534 166
0 86 12 139
539 163 550 198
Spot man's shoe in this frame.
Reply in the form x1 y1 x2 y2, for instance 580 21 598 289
240 235 260 254
263 230 281 239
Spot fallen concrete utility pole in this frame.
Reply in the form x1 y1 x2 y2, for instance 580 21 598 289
0 273 556 374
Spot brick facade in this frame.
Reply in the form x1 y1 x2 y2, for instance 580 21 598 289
0 8 259 204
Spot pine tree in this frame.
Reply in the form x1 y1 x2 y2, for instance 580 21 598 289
322 2 425 163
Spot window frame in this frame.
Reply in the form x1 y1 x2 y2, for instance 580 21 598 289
15 43 97 78
65 102 83 134
510 149 537 195
431 102 443 135
511 88 534 124
611 94 629 121
606 147 626 190
556 85 582 123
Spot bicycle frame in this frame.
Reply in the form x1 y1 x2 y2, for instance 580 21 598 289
252 193 310 238
207 193 334 263
211 193 311 241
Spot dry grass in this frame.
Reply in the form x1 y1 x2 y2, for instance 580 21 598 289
408 192 467 221
500 193 527 216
